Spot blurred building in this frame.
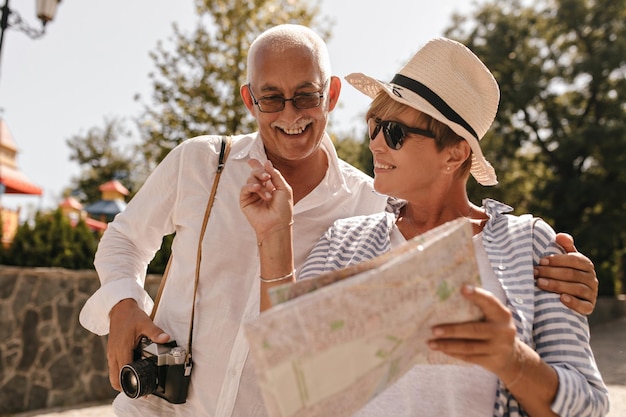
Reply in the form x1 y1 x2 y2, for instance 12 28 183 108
84 180 129 223
59 195 108 232
0 119 43 246
0 118 130 247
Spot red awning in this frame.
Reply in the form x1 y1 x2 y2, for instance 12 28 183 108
0 165 43 195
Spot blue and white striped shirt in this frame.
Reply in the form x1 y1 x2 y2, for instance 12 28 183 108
300 198 609 417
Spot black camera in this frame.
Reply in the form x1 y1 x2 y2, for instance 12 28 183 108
119 337 192 404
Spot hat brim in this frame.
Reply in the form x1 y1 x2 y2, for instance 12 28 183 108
346 72 498 186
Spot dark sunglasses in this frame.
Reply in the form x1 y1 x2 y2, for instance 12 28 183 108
368 118 436 150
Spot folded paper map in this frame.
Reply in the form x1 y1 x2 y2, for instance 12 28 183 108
244 217 483 417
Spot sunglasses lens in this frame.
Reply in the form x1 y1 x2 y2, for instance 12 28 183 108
383 122 405 150
368 119 380 141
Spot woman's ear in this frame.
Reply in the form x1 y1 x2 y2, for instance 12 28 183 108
445 140 472 171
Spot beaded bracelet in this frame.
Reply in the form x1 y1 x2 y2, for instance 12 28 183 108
259 269 296 283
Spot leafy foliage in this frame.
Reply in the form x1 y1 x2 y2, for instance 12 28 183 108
332 132 374 177
1 209 98 269
66 117 139 204
147 233 175 274
446 0 626 295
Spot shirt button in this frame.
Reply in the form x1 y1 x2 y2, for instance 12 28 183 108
513 297 524 305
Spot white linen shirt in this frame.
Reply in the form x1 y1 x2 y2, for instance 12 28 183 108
79 132 387 417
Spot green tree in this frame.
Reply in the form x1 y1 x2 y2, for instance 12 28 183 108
67 219 100 269
332 132 374 177
136 0 329 165
446 0 626 295
147 233 175 274
4 209 98 269
66 117 139 204
5 220 37 266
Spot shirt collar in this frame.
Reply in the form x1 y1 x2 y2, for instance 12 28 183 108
320 132 352 195
482 198 514 218
229 132 265 161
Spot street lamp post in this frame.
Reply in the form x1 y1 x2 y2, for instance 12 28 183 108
0 0 61 75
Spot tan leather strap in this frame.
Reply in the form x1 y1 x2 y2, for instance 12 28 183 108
186 136 231 356
149 137 232 362
149 255 172 320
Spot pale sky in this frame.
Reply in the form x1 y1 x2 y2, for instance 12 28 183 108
0 0 473 214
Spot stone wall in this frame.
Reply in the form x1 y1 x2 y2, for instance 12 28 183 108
0 266 162 415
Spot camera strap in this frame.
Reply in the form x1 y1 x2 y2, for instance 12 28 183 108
150 136 233 375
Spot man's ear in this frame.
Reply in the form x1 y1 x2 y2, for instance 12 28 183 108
240 84 255 113
326 76 342 111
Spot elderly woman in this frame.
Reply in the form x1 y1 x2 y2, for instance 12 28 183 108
240 38 609 416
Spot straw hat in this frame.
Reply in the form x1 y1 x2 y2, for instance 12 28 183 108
346 37 499 186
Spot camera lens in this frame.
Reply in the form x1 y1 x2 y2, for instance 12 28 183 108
120 359 158 399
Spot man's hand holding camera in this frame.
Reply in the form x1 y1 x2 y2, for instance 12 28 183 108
120 337 190 403
108 299 170 390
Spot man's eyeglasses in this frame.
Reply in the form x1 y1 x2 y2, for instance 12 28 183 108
248 81 328 113
368 118 435 150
